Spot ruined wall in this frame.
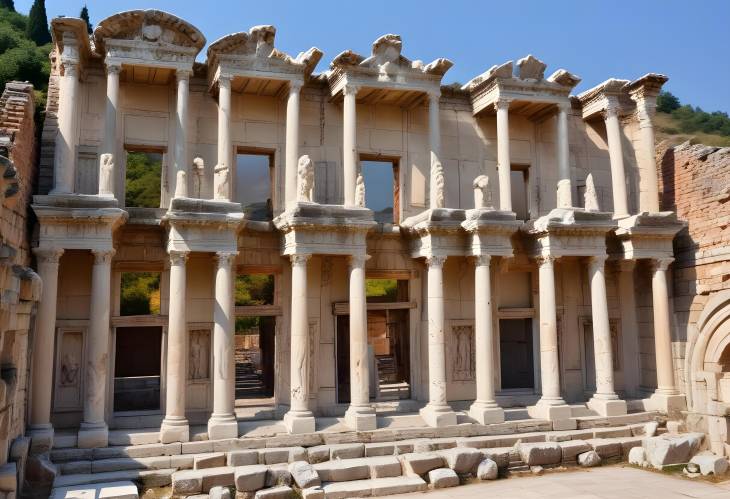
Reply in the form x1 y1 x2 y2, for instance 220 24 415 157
0 82 42 496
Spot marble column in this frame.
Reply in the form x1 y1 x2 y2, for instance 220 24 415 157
283 254 316 434
528 256 575 428
428 91 443 209
496 98 512 212
632 93 660 213
28 248 63 452
78 249 115 448
99 63 120 197
618 260 641 398
585 256 627 416
160 250 190 443
343 84 359 207
344 254 376 430
648 257 686 413
556 102 572 208
604 102 629 217
51 60 80 195
468 255 504 424
285 80 303 209
216 75 232 201
173 69 191 199
420 256 457 427
208 251 238 439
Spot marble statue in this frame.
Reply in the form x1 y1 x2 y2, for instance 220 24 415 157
557 179 572 209
584 173 600 211
297 154 314 202
214 163 229 201
473 174 492 209
430 155 445 209
192 157 204 199
98 153 114 197
355 172 366 207
174 170 187 199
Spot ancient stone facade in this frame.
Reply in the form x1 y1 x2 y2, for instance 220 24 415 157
24 9 701 463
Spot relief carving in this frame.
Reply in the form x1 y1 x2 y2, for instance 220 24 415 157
452 325 475 382
430 155 445 209
189 329 210 380
60 353 80 386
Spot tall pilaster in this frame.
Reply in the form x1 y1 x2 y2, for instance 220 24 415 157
585 256 627 416
51 60 80 194
285 80 303 209
528 255 575 428
78 249 115 448
283 254 316 434
160 250 190 443
173 69 191 199
468 255 504 424
496 98 512 212
604 101 629 217
556 102 572 208
99 63 120 197
428 91 443 209
618 260 641 398
344 255 376 431
420 256 457 427
215 75 232 201
28 248 63 452
631 91 660 213
343 84 359 207
207 251 238 440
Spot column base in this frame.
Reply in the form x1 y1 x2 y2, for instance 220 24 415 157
28 424 54 455
207 414 239 440
159 417 190 443
468 401 505 425
645 391 687 414
587 396 627 417
283 410 315 434
420 403 457 428
527 399 576 430
77 422 108 449
344 406 377 431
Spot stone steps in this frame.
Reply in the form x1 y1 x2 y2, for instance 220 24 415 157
321 476 428 499
49 480 139 499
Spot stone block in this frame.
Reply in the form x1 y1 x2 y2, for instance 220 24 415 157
364 443 395 457
558 440 592 462
228 450 259 467
439 448 482 474
312 459 369 482
329 443 364 460
258 447 305 465
209 485 232 499
587 439 621 460
305 446 329 464
288 461 320 489
98 482 139 499
366 456 402 478
516 442 562 466
234 465 268 492
254 485 292 499
201 467 235 492
170 454 195 470
427 468 459 488
476 459 498 480
689 453 729 476
578 450 601 467
481 448 510 469
628 447 648 467
172 470 202 496
195 453 226 470
183 441 214 455
265 465 291 487
642 433 704 468
301 486 324 499
399 453 445 475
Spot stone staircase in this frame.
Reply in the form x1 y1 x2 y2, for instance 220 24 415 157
47 409 666 498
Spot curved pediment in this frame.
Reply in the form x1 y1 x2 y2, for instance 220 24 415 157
94 9 206 56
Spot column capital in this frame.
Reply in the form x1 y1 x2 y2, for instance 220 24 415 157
587 254 607 272
473 254 491 267
289 80 304 94
343 83 360 97
33 247 64 264
602 98 621 120
535 254 557 267
348 254 369 270
556 101 571 113
176 69 192 82
92 249 116 265
495 98 511 111
62 60 79 78
105 63 122 76
215 251 238 268
169 250 189 266
290 254 311 267
425 255 447 268
218 74 232 89
427 90 441 102
650 257 674 272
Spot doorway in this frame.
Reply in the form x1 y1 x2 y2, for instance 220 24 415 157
499 318 534 389
113 326 162 412
235 316 275 401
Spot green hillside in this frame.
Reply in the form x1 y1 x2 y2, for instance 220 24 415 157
654 91 730 147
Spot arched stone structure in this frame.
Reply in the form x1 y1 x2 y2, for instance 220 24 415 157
686 290 730 456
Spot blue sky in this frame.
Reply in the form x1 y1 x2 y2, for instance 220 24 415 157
17 0 730 113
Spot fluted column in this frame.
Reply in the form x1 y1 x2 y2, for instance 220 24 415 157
285 80 303 209
173 69 191 199
428 91 443 209
468 255 504 424
51 60 80 194
586 256 627 416
344 254 376 430
496 98 512 211
160 250 190 443
28 248 63 452
528 255 575 427
78 249 115 448
343 84 359 207
556 102 572 208
283 254 315 434
632 93 660 213
604 101 629 217
99 63 120 197
215 75 232 201
420 256 457 427
208 251 238 439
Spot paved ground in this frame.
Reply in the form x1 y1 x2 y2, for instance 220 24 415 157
382 466 730 499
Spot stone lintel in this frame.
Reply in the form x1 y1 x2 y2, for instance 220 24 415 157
615 212 684 260
522 208 616 259
462 209 521 257
577 78 631 120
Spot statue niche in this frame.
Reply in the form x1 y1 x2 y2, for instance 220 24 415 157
355 172 366 208
98 153 114 197
297 154 315 203
473 174 492 209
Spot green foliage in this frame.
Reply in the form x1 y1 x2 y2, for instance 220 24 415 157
25 0 50 46
656 91 680 113
366 279 398 300
235 275 274 306
0 0 15 13
120 272 161 316
236 316 260 333
79 5 92 35
0 8 50 94
125 151 162 208
657 91 730 138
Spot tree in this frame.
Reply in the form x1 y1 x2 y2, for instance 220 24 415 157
79 4 91 34
656 91 680 113
0 0 15 12
25 0 50 46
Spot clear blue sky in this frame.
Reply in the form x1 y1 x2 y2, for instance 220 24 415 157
17 0 730 113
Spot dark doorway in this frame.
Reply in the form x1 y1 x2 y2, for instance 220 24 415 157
235 316 275 399
499 318 534 389
113 326 162 411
